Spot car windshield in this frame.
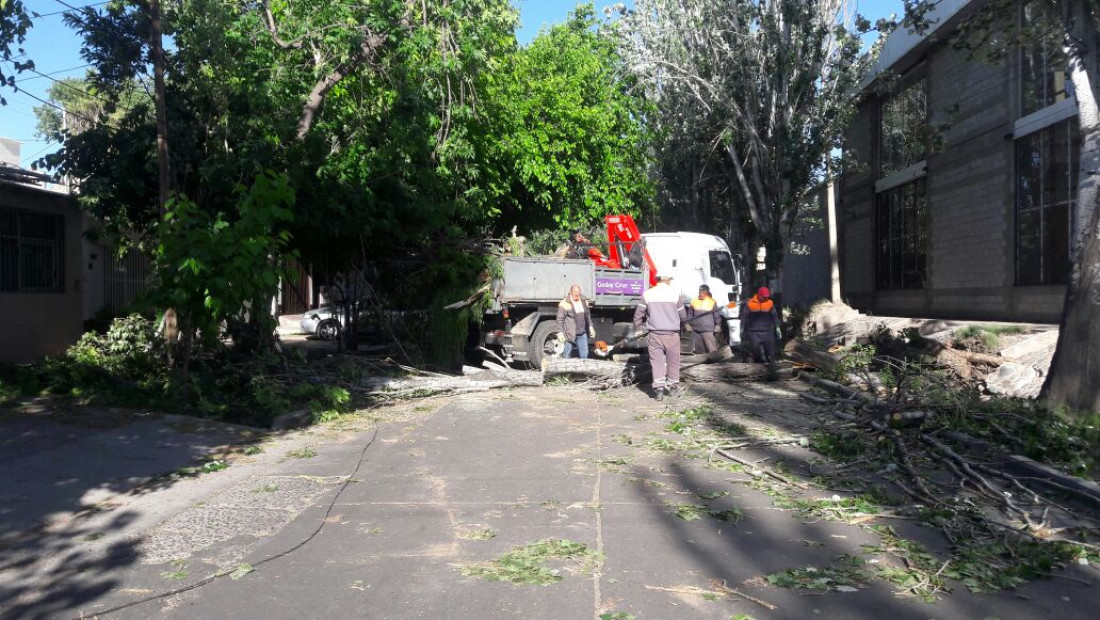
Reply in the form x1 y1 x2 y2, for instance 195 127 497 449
709 250 737 284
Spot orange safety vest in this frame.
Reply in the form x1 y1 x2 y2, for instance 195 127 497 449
747 296 773 313
690 297 717 312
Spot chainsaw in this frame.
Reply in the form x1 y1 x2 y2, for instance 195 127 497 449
592 301 738 358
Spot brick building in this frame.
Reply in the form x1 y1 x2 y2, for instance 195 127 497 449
839 0 1092 323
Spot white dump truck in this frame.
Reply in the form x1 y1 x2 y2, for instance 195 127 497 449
477 215 745 365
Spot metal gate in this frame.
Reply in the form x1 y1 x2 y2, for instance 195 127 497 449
104 250 152 311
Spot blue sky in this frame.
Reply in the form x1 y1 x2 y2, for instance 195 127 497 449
2 0 903 167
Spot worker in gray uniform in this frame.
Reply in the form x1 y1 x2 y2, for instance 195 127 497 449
633 274 686 400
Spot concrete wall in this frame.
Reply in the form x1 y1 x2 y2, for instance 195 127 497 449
839 33 1067 323
0 184 85 364
784 185 835 309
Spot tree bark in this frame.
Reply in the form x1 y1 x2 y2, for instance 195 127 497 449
540 356 788 385
541 358 636 386
783 339 841 374
681 362 792 382
1041 4 1100 415
149 0 169 210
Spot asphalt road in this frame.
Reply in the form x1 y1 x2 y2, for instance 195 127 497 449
3 381 1097 620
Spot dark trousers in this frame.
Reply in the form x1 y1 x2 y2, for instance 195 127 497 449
647 331 681 390
693 331 718 354
747 330 777 363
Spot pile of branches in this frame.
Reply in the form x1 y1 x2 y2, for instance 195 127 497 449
797 361 1100 561
785 328 1005 391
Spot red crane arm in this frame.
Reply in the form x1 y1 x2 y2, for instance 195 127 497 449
604 214 658 287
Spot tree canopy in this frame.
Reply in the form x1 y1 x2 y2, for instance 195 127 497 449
478 4 656 232
614 0 875 288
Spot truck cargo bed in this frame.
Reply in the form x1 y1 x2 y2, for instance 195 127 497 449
496 257 646 307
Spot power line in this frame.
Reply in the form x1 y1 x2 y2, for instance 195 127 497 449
18 62 138 115
21 141 57 165
15 63 94 82
2 59 137 119
32 2 110 18
6 86 107 129
48 0 87 13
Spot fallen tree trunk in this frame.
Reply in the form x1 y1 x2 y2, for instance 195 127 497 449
542 357 790 386
541 358 636 387
681 346 735 364
783 339 841 374
612 347 735 365
681 362 792 382
362 368 543 399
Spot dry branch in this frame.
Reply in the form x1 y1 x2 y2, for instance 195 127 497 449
713 448 798 486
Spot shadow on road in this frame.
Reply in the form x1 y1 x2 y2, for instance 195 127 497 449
611 378 1100 618
0 402 265 619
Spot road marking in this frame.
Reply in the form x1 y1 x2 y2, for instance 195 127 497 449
591 397 605 616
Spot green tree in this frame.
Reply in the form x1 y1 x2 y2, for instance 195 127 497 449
33 76 149 138
479 3 656 232
152 171 297 356
0 0 31 105
614 0 876 294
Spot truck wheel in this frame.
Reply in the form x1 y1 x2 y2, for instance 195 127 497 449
529 320 565 367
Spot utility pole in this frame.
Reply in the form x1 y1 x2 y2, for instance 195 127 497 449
150 0 170 210
826 180 841 303
148 0 180 373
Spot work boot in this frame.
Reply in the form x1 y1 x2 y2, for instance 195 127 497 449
654 388 666 402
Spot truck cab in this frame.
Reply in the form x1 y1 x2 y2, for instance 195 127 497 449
642 232 745 343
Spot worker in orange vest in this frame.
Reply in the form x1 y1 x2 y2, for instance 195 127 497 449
687 285 719 353
739 287 780 363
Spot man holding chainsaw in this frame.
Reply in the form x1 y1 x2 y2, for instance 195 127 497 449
633 274 686 400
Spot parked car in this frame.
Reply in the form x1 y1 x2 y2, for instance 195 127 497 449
300 305 352 340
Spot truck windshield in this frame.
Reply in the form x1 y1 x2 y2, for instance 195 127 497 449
709 250 737 284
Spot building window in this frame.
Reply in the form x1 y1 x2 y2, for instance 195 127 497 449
875 178 928 290
1016 118 1078 285
879 76 928 178
0 205 65 293
1020 1 1070 116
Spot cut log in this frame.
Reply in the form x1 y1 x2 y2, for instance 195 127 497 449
541 358 636 387
888 410 933 425
681 346 735 364
783 339 841 374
